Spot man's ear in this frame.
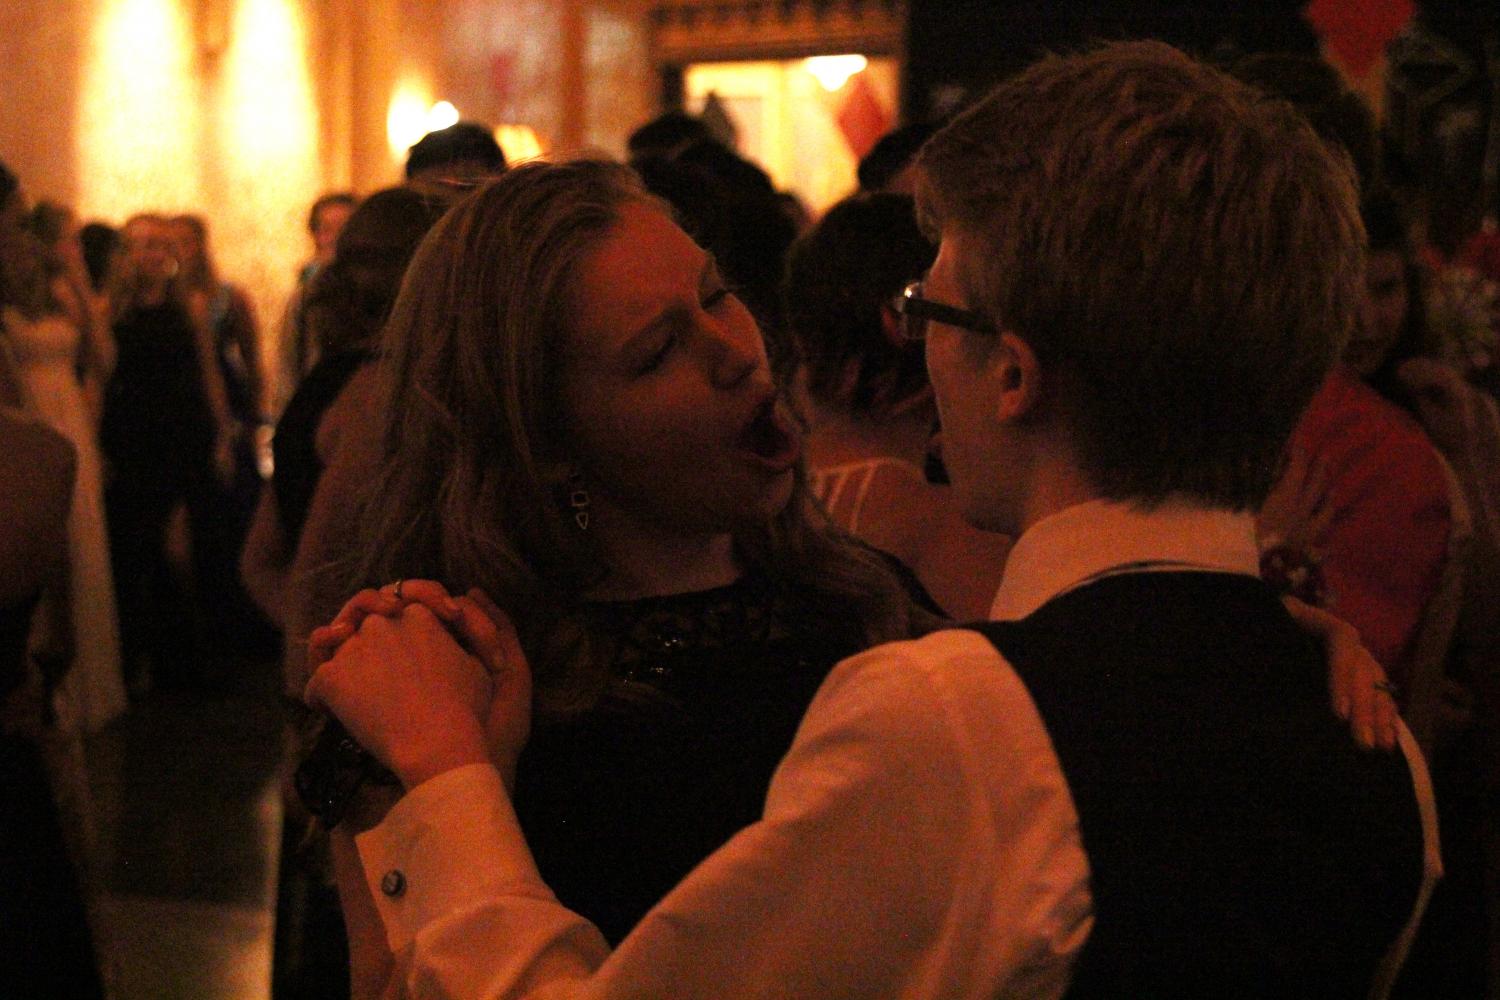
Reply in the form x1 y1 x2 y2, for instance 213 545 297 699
993 331 1043 423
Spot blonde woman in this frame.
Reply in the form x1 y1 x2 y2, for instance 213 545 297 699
0 168 124 730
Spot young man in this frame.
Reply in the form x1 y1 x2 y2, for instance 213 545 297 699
308 41 1438 998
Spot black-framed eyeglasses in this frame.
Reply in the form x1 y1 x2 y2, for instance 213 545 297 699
893 280 997 341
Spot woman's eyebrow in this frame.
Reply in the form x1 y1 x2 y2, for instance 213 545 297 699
618 251 719 349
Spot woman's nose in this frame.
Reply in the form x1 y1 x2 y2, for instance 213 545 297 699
704 316 764 389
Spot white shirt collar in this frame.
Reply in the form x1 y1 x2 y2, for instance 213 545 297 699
989 498 1260 621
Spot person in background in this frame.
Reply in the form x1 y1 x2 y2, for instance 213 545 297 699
854 123 948 477
404 121 507 197
856 121 939 195
625 110 714 164
787 191 1011 619
244 187 450 679
1237 53 1451 694
302 194 357 287
168 212 276 662
1352 188 1433 406
169 213 267 434
28 200 115 418
0 169 124 732
103 213 235 691
277 193 357 414
78 222 120 297
304 42 1429 996
242 185 451 1000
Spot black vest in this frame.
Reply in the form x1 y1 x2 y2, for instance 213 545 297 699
972 572 1424 999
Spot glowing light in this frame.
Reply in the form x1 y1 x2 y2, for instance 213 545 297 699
803 54 868 92
427 101 460 132
216 0 321 381
494 124 545 164
78 0 205 215
220 0 318 163
80 0 327 408
387 83 434 161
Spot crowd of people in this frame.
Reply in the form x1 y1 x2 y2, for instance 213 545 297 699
2 33 1499 1000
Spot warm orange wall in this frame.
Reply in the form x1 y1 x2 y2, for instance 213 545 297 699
0 0 93 208
440 0 652 161
1 0 360 367
0 0 654 373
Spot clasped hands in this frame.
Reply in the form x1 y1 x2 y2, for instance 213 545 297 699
303 581 532 795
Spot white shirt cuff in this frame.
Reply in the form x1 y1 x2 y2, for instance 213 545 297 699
355 763 555 953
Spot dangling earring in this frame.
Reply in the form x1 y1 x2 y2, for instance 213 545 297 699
567 471 591 531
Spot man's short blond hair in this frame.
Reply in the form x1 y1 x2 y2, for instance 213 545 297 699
917 40 1364 509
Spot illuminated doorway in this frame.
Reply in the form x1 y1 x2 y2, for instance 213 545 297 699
682 55 898 215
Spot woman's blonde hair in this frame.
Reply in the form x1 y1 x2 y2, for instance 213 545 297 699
347 160 931 717
108 214 191 321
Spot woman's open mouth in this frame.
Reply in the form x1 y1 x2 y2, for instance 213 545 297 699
736 397 801 471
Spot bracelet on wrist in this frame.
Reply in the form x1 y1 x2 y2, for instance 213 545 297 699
294 718 401 829
1259 543 1328 607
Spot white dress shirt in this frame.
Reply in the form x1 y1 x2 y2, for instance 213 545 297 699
357 499 1439 999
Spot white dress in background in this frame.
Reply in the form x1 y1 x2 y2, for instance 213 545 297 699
2 306 127 731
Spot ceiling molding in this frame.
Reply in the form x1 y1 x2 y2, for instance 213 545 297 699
650 1 906 63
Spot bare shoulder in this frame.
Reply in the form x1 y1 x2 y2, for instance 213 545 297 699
315 363 381 464
852 460 940 556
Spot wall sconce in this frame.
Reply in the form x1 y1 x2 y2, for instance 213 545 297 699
427 101 460 131
388 88 462 161
803 54 868 92
494 124 544 163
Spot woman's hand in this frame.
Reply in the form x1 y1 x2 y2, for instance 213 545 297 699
306 579 462 672
452 588 532 792
1283 596 1399 751
305 601 490 790
1257 446 1334 555
306 581 533 791
1397 357 1499 462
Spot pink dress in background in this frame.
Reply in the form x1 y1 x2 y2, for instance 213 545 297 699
2 306 126 731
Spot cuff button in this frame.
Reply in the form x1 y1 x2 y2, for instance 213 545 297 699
381 869 407 898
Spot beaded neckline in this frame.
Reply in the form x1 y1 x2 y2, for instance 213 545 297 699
582 572 798 685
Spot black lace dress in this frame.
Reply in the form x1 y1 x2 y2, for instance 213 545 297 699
514 571 909 945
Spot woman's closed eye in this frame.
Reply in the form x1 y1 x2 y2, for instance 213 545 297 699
635 330 679 375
